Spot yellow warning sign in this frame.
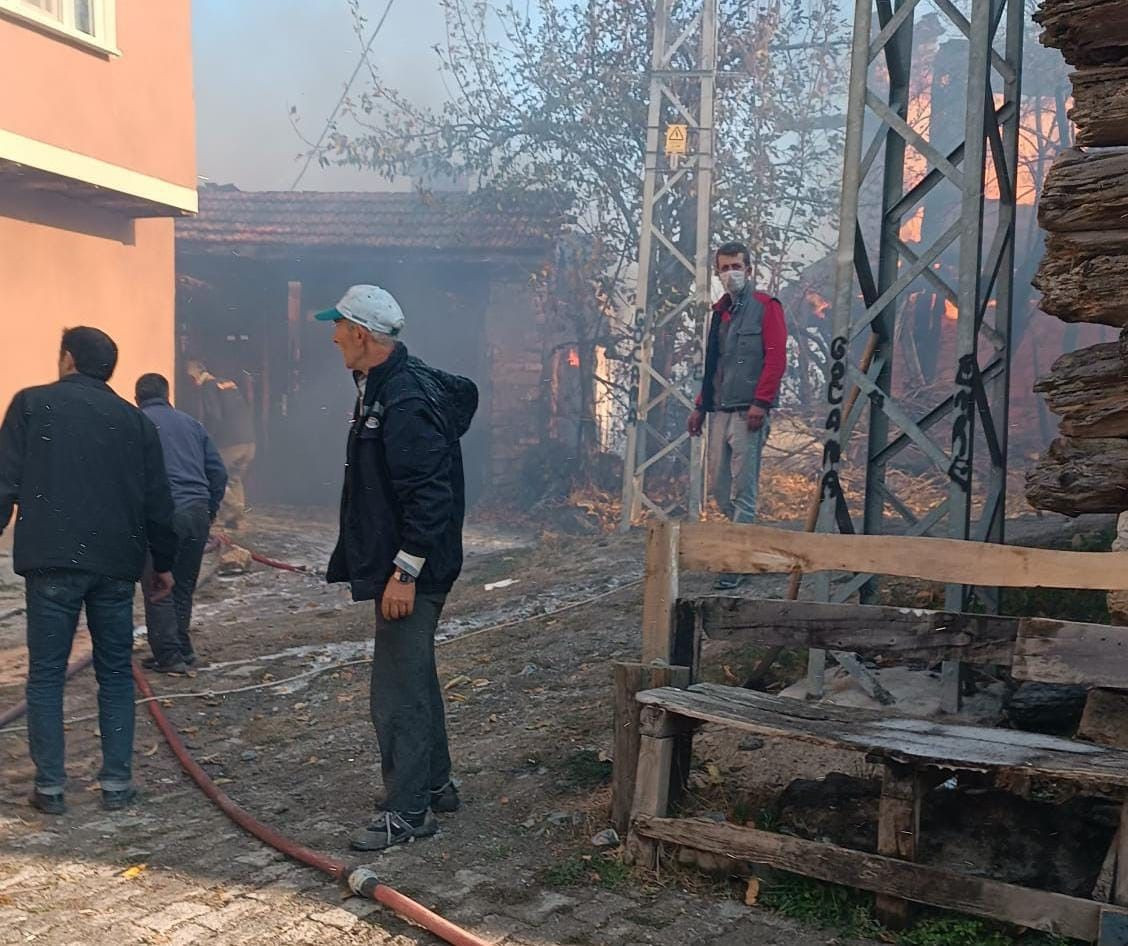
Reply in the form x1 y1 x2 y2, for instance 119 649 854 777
665 123 688 157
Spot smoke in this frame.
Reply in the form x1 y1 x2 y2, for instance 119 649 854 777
192 0 449 191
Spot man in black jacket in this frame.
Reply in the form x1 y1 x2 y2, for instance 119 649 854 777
317 284 470 851
0 327 177 815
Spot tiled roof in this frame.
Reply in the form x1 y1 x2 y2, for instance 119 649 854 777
176 186 564 253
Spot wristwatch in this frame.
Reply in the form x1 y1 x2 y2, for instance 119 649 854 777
394 568 416 585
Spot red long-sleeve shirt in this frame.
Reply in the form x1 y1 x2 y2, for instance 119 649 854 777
697 291 788 410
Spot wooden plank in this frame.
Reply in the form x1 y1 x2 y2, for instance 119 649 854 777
641 521 680 664
627 731 677 868
678 522 1128 591
875 764 923 927
695 597 1018 665
637 683 1128 788
1014 620 1128 688
1115 804 1128 907
634 816 1118 941
610 663 690 836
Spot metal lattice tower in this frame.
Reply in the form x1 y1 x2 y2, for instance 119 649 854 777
620 0 717 528
813 0 1023 709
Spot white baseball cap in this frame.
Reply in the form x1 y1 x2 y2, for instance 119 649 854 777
315 284 405 337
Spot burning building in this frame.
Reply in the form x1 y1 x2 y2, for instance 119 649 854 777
174 186 570 507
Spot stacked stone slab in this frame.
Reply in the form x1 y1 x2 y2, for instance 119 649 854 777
1026 3 1128 519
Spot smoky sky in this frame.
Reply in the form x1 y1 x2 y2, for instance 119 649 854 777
192 0 449 191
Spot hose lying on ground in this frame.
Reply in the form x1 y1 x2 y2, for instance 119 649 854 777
133 662 490 946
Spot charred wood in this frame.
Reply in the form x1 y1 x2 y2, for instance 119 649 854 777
1026 437 1128 515
1034 231 1128 327
1033 342 1128 437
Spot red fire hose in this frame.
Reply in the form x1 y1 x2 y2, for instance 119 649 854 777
212 533 311 574
131 664 489 946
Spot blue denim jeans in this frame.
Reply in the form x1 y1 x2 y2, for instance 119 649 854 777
707 410 771 523
25 569 137 794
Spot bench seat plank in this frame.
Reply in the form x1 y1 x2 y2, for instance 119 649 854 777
637 683 1128 788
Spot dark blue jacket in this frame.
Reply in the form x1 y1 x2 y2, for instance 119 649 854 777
140 398 228 518
326 343 468 599
0 374 177 578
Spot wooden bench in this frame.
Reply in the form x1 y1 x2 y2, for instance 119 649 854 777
613 521 1128 944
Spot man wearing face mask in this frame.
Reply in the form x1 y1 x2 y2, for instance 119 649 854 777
687 241 788 590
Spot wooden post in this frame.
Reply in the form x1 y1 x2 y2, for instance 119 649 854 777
1114 803 1128 908
641 521 681 664
627 706 687 868
875 763 923 928
610 662 691 836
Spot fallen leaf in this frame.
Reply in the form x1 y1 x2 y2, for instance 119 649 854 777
488 714 498 723
745 877 761 906
179 726 198 736
444 674 471 690
143 744 160 757
706 762 723 784
597 749 613 763
722 664 739 684
471 679 490 688
306 756 320 765
335 693 355 703
499 796 510 806
448 693 468 703
120 864 147 880
214 777 235 785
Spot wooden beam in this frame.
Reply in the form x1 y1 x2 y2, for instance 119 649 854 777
875 765 923 927
641 521 681 664
637 684 1128 788
694 597 1018 665
1013 620 1128 688
634 816 1120 941
627 724 678 868
610 663 690 837
677 522 1128 591
1115 804 1128 908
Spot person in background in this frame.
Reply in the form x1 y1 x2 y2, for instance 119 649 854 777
185 359 255 531
135 373 227 675
687 241 789 590
0 328 177 815
318 284 476 851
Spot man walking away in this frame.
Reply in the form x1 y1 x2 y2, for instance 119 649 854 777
0 328 177 815
687 241 788 589
317 285 476 851
136 373 227 675
185 359 255 530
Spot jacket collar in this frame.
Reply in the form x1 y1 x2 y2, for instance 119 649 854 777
139 397 171 410
356 342 409 404
60 373 112 391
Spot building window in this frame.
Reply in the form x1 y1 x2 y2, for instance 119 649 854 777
0 0 118 55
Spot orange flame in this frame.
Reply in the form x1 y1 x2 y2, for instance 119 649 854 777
944 298 958 321
805 289 831 320
567 348 580 368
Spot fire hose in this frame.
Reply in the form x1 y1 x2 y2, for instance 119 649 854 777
132 664 488 946
0 654 93 728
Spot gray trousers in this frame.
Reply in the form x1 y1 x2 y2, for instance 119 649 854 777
370 592 452 813
708 410 771 522
143 502 211 666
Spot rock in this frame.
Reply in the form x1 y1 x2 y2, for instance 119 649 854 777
241 750 258 762
1079 688 1128 748
519 664 539 676
590 828 621 848
738 737 765 752
546 811 571 826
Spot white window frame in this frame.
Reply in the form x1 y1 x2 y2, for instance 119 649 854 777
0 0 119 57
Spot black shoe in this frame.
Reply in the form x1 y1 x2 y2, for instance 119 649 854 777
102 787 139 811
147 660 194 677
430 781 461 814
349 810 438 852
142 654 198 671
29 790 65 816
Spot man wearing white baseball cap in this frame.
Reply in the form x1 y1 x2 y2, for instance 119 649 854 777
316 285 478 851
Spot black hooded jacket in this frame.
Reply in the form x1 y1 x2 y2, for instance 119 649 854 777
326 343 473 599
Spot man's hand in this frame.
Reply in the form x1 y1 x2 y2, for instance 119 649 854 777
381 576 416 622
746 404 768 432
148 571 175 603
687 409 705 437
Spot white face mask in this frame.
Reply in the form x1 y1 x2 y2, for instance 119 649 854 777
721 269 747 294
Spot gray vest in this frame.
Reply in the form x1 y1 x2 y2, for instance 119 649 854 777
717 291 772 410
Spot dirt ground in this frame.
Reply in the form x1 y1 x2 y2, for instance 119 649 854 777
0 506 1108 946
0 507 891 946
